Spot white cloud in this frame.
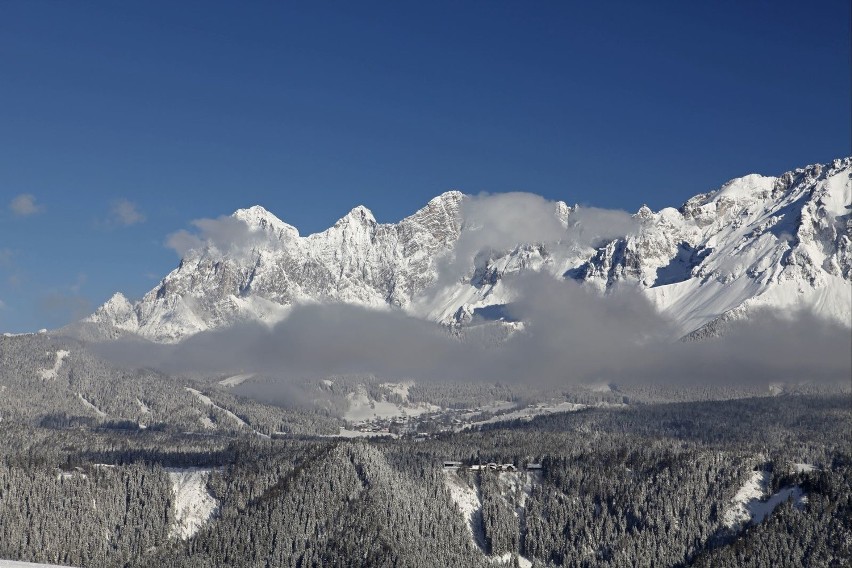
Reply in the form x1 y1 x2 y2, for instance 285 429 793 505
566 205 639 247
109 199 146 226
430 191 637 290
69 273 87 294
9 193 43 216
462 192 568 252
166 216 272 259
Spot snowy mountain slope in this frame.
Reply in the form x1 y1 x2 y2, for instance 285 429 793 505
82 192 465 342
575 158 851 336
82 158 851 342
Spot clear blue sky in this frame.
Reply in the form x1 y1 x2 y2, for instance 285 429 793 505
1 0 849 332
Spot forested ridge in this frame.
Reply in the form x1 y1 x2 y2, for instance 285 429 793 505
0 390 848 567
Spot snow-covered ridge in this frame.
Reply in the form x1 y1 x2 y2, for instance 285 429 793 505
82 158 851 342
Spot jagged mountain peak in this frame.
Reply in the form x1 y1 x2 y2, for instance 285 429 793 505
81 158 851 343
90 292 135 324
232 204 300 239
428 189 465 205
103 291 132 309
636 204 654 220
408 190 465 225
335 205 377 227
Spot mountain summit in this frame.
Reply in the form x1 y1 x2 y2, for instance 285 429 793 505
81 159 851 343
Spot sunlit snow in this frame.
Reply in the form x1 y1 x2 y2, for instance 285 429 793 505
38 350 70 381
166 468 219 540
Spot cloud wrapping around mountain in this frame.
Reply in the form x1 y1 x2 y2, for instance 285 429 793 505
430 191 637 294
166 216 272 260
96 273 851 392
93 171 851 398
565 205 640 247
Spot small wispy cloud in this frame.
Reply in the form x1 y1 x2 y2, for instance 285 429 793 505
108 199 146 227
9 193 43 216
0 249 23 288
0 299 6 310
69 273 87 294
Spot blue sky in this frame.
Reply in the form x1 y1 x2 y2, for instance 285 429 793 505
1 0 850 332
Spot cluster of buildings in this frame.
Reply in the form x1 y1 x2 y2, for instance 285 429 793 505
442 461 543 472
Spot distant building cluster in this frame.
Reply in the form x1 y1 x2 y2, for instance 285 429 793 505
442 460 542 472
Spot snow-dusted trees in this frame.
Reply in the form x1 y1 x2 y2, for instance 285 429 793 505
0 461 172 567
0 390 848 566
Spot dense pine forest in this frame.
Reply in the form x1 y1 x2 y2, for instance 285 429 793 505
1 334 850 566
1 392 849 566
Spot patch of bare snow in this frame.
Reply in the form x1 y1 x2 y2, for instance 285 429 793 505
464 401 587 429
198 413 216 430
380 380 414 401
186 387 269 437
76 393 107 418
136 398 151 415
343 385 439 422
724 468 806 529
724 470 768 528
750 486 807 524
321 427 397 439
166 468 219 540
217 373 255 387
487 553 533 567
135 398 151 428
56 468 87 481
443 470 486 550
445 470 535 565
38 350 70 381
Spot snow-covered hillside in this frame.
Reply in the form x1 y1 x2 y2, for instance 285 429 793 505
81 158 851 342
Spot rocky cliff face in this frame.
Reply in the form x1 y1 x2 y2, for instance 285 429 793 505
84 191 466 342
573 158 851 337
82 158 851 343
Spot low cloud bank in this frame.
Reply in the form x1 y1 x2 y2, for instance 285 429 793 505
97 191 849 398
95 274 851 392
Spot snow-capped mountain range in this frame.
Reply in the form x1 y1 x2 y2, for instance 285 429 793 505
81 158 851 343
